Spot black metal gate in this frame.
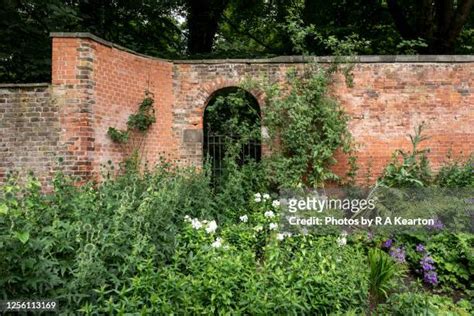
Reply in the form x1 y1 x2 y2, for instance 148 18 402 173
204 132 261 180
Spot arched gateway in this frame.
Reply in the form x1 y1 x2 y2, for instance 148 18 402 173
203 87 261 181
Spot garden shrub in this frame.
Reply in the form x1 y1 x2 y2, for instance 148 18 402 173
0 164 224 313
88 200 370 314
379 123 473 189
379 123 432 187
424 233 473 292
253 67 354 188
384 232 473 297
1 129 473 314
436 155 474 188
378 292 472 315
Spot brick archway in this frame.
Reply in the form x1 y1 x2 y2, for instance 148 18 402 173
173 77 267 167
197 81 265 128
202 86 263 179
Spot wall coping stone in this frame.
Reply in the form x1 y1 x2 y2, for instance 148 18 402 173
50 32 171 62
50 32 474 64
174 55 474 63
0 83 50 88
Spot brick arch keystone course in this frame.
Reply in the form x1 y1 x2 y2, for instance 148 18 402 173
0 32 472 186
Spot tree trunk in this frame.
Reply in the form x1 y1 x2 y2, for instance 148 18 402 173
186 0 229 55
387 0 474 54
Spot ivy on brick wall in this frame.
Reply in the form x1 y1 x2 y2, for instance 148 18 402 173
127 96 156 132
107 92 156 168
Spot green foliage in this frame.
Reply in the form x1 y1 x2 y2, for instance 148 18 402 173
0 164 217 313
396 38 429 54
436 155 474 188
379 124 474 188
395 232 473 296
212 161 266 223
106 127 129 144
379 123 432 187
107 94 156 168
2 0 474 82
108 94 156 144
378 292 472 315
255 67 353 188
204 88 260 138
0 0 79 82
126 97 156 132
1 164 473 314
426 233 473 292
367 248 400 306
0 0 183 82
88 202 370 314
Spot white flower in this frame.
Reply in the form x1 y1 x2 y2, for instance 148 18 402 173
254 197 262 202
269 223 278 230
184 215 191 222
337 236 347 247
191 218 202 229
211 237 222 248
206 220 218 234
263 193 270 200
277 231 292 241
254 193 261 198
254 225 263 232
264 210 275 218
340 230 348 237
240 215 248 223
272 200 281 208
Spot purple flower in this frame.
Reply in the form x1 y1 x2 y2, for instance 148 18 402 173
416 244 425 253
422 262 435 271
389 247 406 263
420 256 435 271
419 256 438 286
428 219 444 230
423 271 438 285
383 239 393 248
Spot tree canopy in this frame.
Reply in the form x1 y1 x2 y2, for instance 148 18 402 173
1 0 473 82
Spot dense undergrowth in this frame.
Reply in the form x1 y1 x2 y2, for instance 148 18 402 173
0 150 473 314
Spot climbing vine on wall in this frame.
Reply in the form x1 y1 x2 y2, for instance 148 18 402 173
250 66 354 189
107 91 156 169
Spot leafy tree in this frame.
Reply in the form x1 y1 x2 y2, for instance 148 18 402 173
386 0 474 53
185 0 230 54
0 0 183 82
75 0 184 57
1 0 473 82
0 0 78 82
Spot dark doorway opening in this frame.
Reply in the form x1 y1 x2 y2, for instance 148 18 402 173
203 87 261 183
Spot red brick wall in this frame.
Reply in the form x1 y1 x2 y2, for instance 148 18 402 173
52 37 95 179
0 84 60 186
332 63 473 183
51 34 176 179
91 38 175 173
2 33 471 186
172 61 473 183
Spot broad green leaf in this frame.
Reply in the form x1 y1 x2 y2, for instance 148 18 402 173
14 231 30 244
